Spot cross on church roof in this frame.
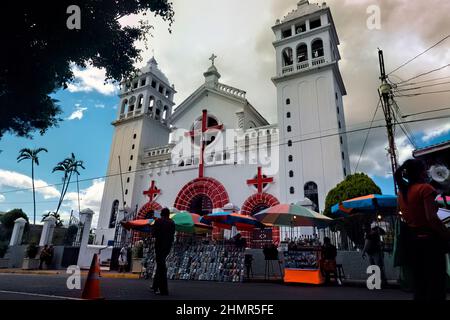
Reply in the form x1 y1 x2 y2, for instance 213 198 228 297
143 180 160 202
247 167 274 194
209 54 217 66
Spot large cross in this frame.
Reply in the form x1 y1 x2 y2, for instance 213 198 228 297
185 109 223 178
247 166 274 194
209 54 217 66
143 180 160 202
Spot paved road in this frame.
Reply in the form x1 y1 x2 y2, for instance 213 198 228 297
0 273 413 300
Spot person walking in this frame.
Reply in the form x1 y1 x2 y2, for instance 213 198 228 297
321 237 337 284
395 159 450 300
152 207 175 295
362 224 387 287
39 245 49 270
118 246 128 273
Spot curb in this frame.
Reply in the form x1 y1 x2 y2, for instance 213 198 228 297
0 269 140 279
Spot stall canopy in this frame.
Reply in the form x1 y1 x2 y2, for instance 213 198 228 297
121 219 154 233
331 194 397 218
253 203 332 228
200 212 266 231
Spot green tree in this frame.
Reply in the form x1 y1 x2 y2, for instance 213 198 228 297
17 147 48 225
41 212 64 227
324 173 382 217
0 209 30 241
324 173 382 248
52 153 85 215
0 1 174 139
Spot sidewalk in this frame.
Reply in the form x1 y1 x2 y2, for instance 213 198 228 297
0 268 140 279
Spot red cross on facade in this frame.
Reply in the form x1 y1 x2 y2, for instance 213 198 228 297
246 166 274 193
143 180 160 201
185 109 223 178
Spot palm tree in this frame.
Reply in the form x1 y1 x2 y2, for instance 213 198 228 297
53 153 85 215
41 211 64 227
17 147 48 225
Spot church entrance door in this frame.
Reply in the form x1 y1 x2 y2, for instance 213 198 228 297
250 205 273 249
188 194 213 216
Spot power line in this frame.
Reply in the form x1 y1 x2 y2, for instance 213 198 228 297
1 113 450 196
395 88 450 97
354 100 380 173
403 106 450 118
395 80 450 92
388 34 450 76
398 63 450 85
395 75 450 88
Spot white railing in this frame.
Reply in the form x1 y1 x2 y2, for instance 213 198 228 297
126 111 134 118
119 113 125 120
297 61 309 70
216 83 246 99
311 57 326 66
282 65 294 74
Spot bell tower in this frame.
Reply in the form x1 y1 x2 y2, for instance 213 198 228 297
96 57 176 244
272 1 350 211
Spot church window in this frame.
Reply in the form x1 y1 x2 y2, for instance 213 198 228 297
338 121 341 129
341 151 345 160
340 136 343 144
288 140 292 147
335 92 338 100
165 90 171 99
287 125 292 132
133 134 137 139
141 79 146 87
130 155 133 160
289 170 294 177
290 187 295 194
125 189 128 195
288 155 293 162
282 47 294 66
120 100 128 114
310 18 321 30
162 106 169 120
126 177 130 183
151 80 157 88
128 166 132 171
137 95 143 109
304 181 319 211
287 112 291 118
158 85 164 94
312 39 324 58
155 108 161 120
132 144 135 150
295 22 306 34
286 98 291 105
281 28 292 39
344 168 347 176
109 200 119 228
133 82 138 89
296 43 308 63
337 106 340 114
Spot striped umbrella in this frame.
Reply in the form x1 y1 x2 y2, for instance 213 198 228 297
436 195 450 207
120 219 155 233
170 211 213 234
200 212 266 231
331 194 397 217
254 203 332 228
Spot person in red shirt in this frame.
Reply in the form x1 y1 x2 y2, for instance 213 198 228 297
395 159 450 300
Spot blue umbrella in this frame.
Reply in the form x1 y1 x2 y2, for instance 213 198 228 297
331 194 397 217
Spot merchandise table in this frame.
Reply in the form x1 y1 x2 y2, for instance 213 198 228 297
282 245 324 285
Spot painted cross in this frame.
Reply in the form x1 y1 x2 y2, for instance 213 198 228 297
209 54 217 66
143 180 160 202
247 166 274 193
185 109 223 178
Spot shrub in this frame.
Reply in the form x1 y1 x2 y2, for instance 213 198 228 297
26 243 39 259
0 241 8 258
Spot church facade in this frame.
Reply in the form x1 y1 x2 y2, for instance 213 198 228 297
95 1 350 246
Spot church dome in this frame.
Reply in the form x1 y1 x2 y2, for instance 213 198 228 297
140 57 170 85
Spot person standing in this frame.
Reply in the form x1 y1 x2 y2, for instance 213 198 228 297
39 245 49 270
321 237 337 284
118 246 128 273
152 207 175 295
362 224 387 287
395 159 450 300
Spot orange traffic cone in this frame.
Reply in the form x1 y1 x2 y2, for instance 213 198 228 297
81 253 104 300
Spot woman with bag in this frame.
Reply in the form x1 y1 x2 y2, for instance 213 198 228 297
395 159 450 300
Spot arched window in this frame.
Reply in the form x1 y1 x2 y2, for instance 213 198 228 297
287 125 292 132
286 98 291 105
109 200 119 228
148 96 155 115
288 140 292 147
296 43 308 63
282 47 293 66
120 99 128 114
288 155 293 162
155 108 161 120
162 106 169 121
289 170 294 177
286 112 291 118
304 181 319 211
290 187 295 194
128 96 136 113
137 95 144 109
312 39 324 58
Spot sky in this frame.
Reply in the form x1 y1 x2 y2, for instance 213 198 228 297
1 0 450 227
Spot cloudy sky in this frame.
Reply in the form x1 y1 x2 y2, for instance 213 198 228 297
1 0 450 226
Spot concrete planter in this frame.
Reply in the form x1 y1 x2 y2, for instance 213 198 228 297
131 258 143 273
22 258 40 270
0 258 9 269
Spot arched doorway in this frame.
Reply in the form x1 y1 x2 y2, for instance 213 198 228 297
188 194 213 216
133 201 163 243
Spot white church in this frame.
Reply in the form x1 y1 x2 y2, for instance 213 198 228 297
95 0 350 246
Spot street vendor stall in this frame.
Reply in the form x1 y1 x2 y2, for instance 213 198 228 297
254 203 332 284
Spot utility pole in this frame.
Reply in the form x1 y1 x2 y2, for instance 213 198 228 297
378 49 399 194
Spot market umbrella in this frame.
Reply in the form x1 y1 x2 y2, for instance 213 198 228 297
331 194 397 218
120 219 155 233
170 211 213 234
200 212 266 231
253 203 332 228
436 195 450 207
